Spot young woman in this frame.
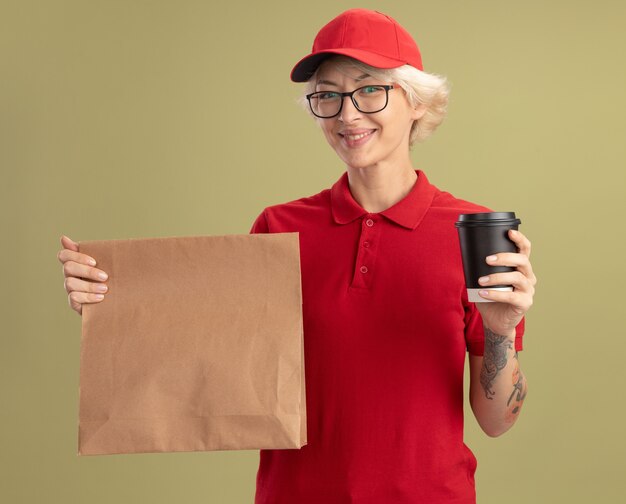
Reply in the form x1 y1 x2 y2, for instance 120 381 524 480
58 8 536 503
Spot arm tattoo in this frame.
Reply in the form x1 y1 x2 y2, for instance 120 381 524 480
480 327 514 400
507 352 525 407
505 352 528 423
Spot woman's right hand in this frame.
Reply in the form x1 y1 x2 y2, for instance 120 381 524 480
57 235 109 316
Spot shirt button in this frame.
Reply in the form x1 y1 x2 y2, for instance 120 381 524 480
363 241 370 248
365 218 374 227
360 266 368 273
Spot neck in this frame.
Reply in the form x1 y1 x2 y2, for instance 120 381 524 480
346 163 418 213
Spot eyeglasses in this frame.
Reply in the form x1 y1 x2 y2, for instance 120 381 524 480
306 85 395 119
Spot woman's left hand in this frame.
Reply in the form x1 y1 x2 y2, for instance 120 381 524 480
475 229 537 336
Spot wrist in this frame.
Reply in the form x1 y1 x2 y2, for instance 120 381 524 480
483 325 516 341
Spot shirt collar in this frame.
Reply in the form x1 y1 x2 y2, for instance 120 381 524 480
330 169 437 230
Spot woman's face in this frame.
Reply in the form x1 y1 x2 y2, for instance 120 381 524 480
313 61 426 171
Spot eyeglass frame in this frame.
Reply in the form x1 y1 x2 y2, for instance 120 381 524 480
305 84 396 119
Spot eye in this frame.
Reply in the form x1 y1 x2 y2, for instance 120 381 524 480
360 86 384 94
317 91 339 100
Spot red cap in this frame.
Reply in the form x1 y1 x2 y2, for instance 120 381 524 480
290 9 423 82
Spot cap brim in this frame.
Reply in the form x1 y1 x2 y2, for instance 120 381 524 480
290 48 407 82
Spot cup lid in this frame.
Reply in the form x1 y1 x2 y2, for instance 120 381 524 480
455 212 521 227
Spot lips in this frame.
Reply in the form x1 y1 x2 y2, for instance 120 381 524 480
339 129 376 140
343 131 374 141
339 129 376 147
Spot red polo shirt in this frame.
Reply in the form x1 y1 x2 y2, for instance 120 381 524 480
249 169 524 504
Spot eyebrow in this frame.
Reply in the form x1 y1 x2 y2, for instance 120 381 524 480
316 73 372 86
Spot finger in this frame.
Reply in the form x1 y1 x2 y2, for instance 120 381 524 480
68 290 106 314
478 271 533 293
63 260 109 282
477 288 533 312
64 276 109 295
486 252 534 278
60 235 79 252
57 248 97 266
508 229 531 257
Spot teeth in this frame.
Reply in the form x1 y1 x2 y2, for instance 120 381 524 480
345 131 373 141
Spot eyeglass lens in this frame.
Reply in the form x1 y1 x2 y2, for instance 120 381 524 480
309 86 390 118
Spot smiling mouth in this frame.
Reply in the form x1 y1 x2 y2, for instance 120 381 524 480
340 130 376 141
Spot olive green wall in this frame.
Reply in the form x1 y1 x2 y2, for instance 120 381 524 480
2 0 624 502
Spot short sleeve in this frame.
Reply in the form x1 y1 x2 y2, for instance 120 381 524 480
464 300 525 356
249 209 270 234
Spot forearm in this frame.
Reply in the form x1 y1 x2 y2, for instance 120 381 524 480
470 327 528 437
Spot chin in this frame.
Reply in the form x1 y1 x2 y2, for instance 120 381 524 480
348 161 375 170
339 152 381 169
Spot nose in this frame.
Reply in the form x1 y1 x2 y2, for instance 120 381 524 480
338 95 362 123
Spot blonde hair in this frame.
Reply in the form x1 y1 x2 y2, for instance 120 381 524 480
296 55 451 148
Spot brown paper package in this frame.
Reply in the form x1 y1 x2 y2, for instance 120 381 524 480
77 233 307 456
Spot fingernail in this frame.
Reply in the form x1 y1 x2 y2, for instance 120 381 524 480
486 255 497 262
97 272 108 280
96 284 108 292
88 258 96 266
479 276 489 284
94 294 104 300
479 290 489 296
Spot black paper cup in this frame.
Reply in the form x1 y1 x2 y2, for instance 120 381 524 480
455 212 521 303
